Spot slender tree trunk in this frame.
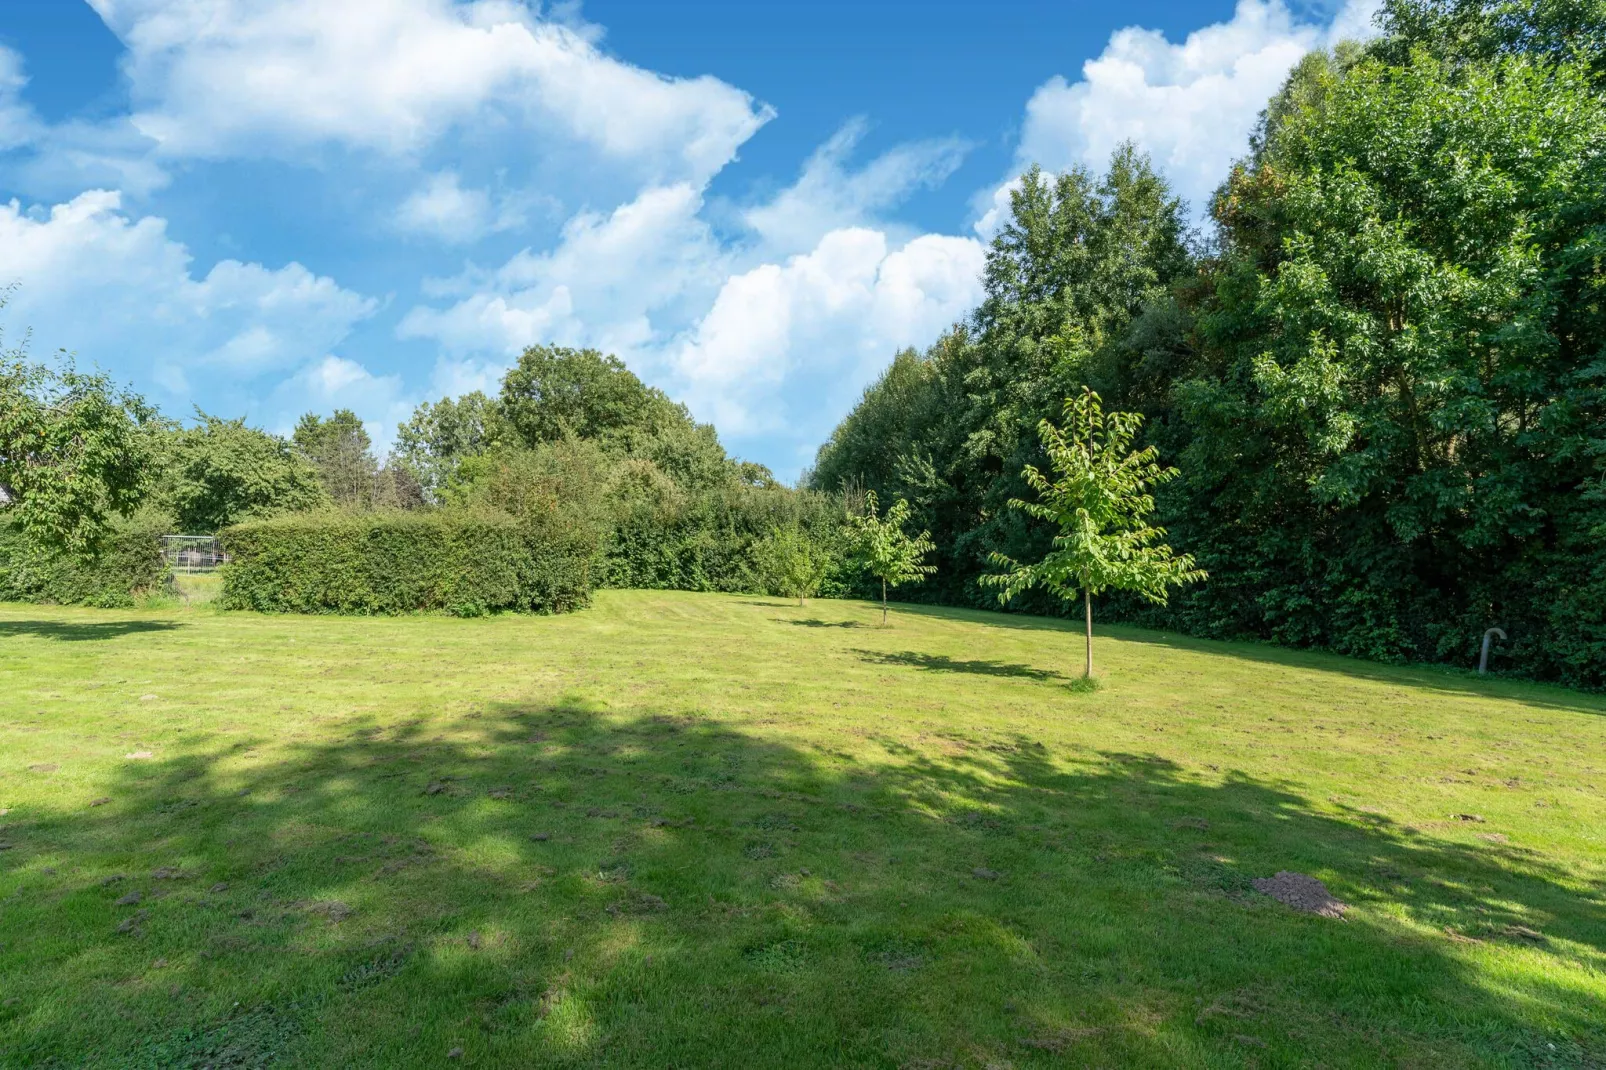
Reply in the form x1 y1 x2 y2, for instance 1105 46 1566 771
1083 587 1093 679
882 578 888 626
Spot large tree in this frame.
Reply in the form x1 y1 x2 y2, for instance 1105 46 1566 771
500 345 684 449
1157 11 1606 678
0 351 154 556
293 409 378 508
167 415 327 533
394 391 504 500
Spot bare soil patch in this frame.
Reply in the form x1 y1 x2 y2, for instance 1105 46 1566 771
1252 871 1346 918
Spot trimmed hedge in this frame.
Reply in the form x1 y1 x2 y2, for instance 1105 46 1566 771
0 514 169 607
218 511 594 616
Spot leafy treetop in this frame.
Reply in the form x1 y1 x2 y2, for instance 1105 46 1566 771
0 348 153 556
983 389 1204 607
851 490 936 623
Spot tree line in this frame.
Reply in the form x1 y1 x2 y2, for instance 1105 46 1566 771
3 0 1601 684
809 0 1606 688
4 329 965 616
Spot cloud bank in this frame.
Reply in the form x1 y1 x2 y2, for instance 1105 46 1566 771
987 0 1382 224
0 0 1382 477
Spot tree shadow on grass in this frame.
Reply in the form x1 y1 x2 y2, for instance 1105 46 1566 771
774 619 868 629
1 699 1602 1068
874 601 1606 716
0 619 185 642
853 649 1069 684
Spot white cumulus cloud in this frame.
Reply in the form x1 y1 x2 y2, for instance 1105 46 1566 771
88 0 772 185
0 190 377 398
395 171 535 244
397 132 989 470
987 0 1382 222
670 229 985 440
0 47 40 153
743 119 969 254
398 182 727 361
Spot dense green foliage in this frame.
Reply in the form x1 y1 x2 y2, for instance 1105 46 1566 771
0 511 167 607
413 345 849 598
219 510 594 617
0 347 155 556
162 415 329 533
849 491 937 623
812 0 1606 688
982 390 1204 675
499 345 685 450
2 335 847 617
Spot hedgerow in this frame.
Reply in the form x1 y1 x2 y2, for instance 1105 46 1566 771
218 510 595 616
0 512 169 607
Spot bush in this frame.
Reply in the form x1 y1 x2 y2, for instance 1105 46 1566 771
218 510 595 616
603 478 852 595
0 512 169 607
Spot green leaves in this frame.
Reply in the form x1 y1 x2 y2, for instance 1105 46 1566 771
806 4 1606 686
982 389 1205 607
499 345 685 450
752 525 834 603
166 415 328 533
0 354 154 557
850 491 937 595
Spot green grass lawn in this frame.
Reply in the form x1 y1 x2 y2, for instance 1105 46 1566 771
1 590 1603 1068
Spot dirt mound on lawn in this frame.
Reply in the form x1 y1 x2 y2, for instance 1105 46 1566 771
1253 871 1346 918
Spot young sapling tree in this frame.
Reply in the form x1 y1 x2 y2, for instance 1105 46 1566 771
754 524 832 606
982 388 1204 678
850 491 936 625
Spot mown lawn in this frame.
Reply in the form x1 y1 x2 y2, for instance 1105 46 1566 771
1 590 1603 1068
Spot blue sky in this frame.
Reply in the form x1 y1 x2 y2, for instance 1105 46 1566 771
0 0 1377 481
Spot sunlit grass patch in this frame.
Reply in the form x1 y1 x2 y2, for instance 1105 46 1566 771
0 590 1602 1068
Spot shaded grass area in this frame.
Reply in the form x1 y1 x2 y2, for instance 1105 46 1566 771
0 590 1603 1068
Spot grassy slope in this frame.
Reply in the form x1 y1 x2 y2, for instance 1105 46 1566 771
0 590 1602 1069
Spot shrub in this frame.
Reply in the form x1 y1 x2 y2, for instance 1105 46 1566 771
0 511 169 607
218 510 595 616
751 525 835 604
604 478 852 595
